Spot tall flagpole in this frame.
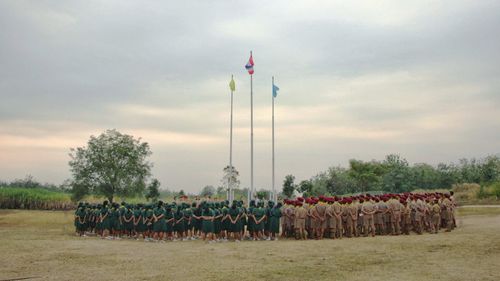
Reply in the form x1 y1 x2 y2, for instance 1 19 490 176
250 51 254 203
272 76 275 202
229 75 234 202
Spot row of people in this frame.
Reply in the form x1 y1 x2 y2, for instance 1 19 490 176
74 192 456 242
281 192 456 240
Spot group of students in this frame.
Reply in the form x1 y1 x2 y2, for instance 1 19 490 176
74 191 456 242
280 191 457 240
74 199 282 242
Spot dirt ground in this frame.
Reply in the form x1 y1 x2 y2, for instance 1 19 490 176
1 208 500 281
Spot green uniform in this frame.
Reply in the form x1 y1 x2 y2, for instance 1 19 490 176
269 207 282 234
75 207 86 232
174 210 185 233
228 207 240 233
153 207 166 232
213 208 222 234
134 209 144 232
202 208 214 233
164 209 174 233
123 209 134 231
100 207 111 230
253 207 266 231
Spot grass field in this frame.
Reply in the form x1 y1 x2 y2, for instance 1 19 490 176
1 208 500 281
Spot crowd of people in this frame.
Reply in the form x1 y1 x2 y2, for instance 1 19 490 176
74 191 457 242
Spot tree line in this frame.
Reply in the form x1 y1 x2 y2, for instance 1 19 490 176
282 154 500 198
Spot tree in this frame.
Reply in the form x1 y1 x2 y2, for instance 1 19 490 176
348 159 386 193
178 189 185 196
145 179 160 202
411 163 440 189
282 174 296 198
220 165 240 190
298 180 313 197
200 185 216 197
382 154 412 193
68 129 153 203
256 190 268 200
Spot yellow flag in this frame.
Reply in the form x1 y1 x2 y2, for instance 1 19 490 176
229 76 235 92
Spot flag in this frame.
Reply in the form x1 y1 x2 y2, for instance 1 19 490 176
245 53 254 75
229 76 235 92
273 83 279 98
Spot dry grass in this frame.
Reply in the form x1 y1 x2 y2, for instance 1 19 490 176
1 208 500 281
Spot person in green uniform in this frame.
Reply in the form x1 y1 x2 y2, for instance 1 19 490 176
220 201 229 241
99 201 111 238
213 202 223 240
152 201 166 241
192 203 203 239
247 200 255 239
269 201 282 240
133 204 144 240
182 203 193 240
74 204 86 236
122 204 134 238
143 204 154 241
227 201 241 241
252 201 267 240
201 203 215 242
94 204 102 236
164 204 175 240
174 205 185 240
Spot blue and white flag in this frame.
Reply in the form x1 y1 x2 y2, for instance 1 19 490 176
272 83 279 98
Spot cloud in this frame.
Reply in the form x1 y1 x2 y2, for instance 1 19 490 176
0 0 499 192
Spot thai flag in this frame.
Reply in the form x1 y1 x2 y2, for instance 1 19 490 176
245 53 254 75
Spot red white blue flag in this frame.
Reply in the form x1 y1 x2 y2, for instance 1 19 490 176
245 52 254 75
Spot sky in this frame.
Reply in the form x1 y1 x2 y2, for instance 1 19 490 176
1 0 499 193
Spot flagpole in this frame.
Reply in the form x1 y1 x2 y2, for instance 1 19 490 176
250 51 254 203
272 76 275 202
229 75 234 202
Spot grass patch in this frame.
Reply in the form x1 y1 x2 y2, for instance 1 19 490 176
1 210 500 281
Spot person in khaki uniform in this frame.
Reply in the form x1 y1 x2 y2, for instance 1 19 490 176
357 198 364 237
388 196 402 235
412 195 425 234
375 198 387 235
401 199 411 235
294 201 308 240
307 199 318 239
441 194 453 232
341 199 349 237
344 198 355 237
361 198 376 237
431 199 441 234
326 199 336 239
333 198 343 239
314 197 328 239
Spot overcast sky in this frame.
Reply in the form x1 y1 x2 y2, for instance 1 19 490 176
1 1 499 193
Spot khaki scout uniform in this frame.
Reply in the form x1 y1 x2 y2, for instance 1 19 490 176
361 201 376 237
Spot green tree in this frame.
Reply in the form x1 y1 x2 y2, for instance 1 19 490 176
256 190 268 200
411 163 440 189
481 155 500 183
348 159 386 193
145 179 160 202
382 154 412 193
282 174 296 198
68 129 153 203
200 185 216 197
298 180 313 197
178 189 185 196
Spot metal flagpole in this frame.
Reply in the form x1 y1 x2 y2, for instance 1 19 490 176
229 75 234 202
272 76 275 202
250 52 254 203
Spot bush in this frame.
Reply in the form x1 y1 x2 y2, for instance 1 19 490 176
490 182 500 199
